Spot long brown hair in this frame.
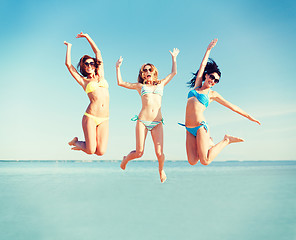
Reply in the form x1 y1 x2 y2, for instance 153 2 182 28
137 63 160 85
77 55 102 77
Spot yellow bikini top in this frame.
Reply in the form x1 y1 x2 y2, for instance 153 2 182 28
85 79 109 94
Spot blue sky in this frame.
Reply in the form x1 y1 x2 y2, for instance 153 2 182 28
0 0 295 161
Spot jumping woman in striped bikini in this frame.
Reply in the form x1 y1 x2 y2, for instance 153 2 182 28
116 48 179 183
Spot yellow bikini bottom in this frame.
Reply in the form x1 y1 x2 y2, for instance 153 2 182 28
84 112 109 126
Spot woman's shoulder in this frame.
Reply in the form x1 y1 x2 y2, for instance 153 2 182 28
157 79 164 85
133 82 143 91
209 89 221 99
158 81 165 87
136 82 143 88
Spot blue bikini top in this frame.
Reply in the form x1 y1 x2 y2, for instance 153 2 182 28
141 84 163 96
188 87 210 107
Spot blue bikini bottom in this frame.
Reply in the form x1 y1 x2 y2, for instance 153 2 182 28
178 121 208 137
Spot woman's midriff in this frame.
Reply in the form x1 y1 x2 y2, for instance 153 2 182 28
139 95 162 121
85 89 109 117
185 98 206 127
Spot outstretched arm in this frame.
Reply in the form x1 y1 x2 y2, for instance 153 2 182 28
64 41 85 87
116 57 140 90
194 39 218 88
213 91 261 125
76 32 102 62
162 48 180 86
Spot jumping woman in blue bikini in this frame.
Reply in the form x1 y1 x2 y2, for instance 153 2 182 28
116 48 179 183
181 39 260 166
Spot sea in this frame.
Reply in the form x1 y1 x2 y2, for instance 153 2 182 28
0 160 295 240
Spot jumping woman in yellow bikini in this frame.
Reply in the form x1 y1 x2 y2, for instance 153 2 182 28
116 48 179 183
64 32 109 155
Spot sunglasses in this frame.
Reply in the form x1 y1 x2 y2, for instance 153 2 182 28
209 74 219 84
143 68 152 72
84 61 95 67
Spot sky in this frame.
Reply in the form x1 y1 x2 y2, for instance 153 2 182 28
0 0 295 161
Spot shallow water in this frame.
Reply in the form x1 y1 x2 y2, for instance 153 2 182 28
0 161 295 240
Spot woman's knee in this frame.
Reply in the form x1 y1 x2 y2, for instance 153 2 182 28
200 158 210 165
85 147 96 155
95 145 107 156
95 149 106 156
188 158 198 166
85 144 96 155
155 151 164 160
135 150 144 158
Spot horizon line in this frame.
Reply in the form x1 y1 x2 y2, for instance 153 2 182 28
0 159 295 162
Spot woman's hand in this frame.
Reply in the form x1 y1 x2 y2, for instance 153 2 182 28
76 32 89 39
116 56 123 68
169 48 180 59
248 115 261 125
207 39 218 51
64 41 72 47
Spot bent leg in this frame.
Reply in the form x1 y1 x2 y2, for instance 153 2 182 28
151 123 166 183
70 115 97 154
207 135 244 163
197 128 244 165
120 120 148 170
95 120 109 156
195 127 211 165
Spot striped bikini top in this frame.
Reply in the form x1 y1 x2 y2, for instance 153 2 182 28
141 84 163 96
85 79 109 94
188 87 210 108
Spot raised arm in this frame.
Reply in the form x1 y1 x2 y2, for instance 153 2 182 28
212 91 261 125
64 41 85 87
162 48 180 86
116 57 140 90
76 32 102 62
194 39 218 88
76 32 105 79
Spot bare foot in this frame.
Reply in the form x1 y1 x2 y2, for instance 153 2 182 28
224 135 244 144
68 137 78 146
160 170 167 183
120 156 127 170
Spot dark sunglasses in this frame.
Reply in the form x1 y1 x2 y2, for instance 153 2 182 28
209 74 219 84
143 68 152 72
84 61 95 67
